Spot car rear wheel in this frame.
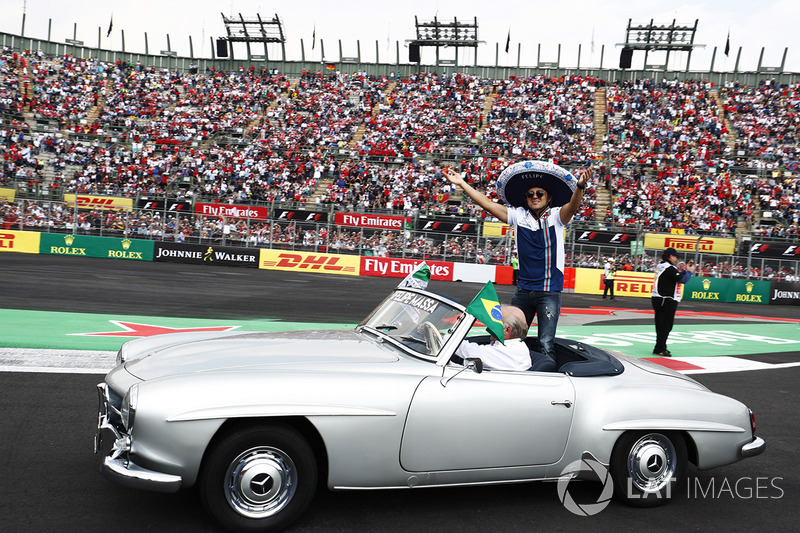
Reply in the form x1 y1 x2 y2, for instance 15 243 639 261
200 424 317 532
610 431 686 507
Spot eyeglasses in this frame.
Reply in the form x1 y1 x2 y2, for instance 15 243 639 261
526 190 546 199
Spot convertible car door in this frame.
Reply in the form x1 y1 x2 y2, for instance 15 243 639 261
400 370 576 472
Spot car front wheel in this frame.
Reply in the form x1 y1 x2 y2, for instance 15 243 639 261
610 431 687 507
200 424 317 533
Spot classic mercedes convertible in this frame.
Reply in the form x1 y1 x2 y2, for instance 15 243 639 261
95 287 765 532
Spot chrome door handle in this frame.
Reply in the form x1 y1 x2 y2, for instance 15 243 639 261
551 400 572 408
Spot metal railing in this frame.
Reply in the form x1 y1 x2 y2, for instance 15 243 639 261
3 198 798 280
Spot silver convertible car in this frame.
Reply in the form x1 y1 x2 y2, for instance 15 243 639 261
95 287 765 532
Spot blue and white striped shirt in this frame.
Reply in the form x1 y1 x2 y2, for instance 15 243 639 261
506 206 567 291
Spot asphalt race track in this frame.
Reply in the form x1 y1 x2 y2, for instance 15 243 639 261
0 254 798 532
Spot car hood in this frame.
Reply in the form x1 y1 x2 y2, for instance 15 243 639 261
123 329 398 381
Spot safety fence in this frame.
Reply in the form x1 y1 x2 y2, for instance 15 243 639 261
2 195 799 285
3 227 799 306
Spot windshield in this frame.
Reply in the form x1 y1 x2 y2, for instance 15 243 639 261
359 289 465 360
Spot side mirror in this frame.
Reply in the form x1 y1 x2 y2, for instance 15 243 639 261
440 357 484 387
465 358 483 374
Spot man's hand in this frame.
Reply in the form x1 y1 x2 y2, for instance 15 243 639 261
576 167 593 189
443 168 465 187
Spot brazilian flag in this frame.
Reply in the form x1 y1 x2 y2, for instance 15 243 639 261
465 281 505 345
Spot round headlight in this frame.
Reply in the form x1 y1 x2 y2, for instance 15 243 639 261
121 384 139 431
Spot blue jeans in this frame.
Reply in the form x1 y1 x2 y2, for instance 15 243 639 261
511 289 562 358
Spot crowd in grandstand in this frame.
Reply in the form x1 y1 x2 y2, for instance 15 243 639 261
1 46 799 260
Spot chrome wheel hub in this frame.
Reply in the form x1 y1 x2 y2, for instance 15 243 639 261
224 446 297 518
627 433 677 492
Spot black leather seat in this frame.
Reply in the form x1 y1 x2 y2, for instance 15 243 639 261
529 350 557 372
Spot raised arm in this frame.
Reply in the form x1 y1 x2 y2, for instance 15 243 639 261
444 168 509 223
560 167 592 225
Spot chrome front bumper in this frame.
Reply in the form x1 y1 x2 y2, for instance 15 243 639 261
95 383 182 493
741 436 766 458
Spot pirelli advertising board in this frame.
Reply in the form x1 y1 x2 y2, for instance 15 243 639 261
259 249 360 276
683 277 770 304
0 187 15 201
0 230 40 253
573 268 655 298
644 234 736 255
64 194 134 210
154 242 259 267
40 233 154 260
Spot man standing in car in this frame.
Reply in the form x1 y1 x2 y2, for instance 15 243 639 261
444 162 591 361
651 247 695 357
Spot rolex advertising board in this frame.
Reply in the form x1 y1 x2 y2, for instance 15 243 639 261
39 233 154 260
684 277 770 304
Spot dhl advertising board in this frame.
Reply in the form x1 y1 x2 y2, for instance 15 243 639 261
644 234 736 255
259 249 360 276
683 277 770 304
0 230 40 253
40 233 154 261
574 268 655 298
0 187 15 201
64 194 134 210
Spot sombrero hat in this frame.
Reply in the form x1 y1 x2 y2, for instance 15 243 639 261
497 160 577 208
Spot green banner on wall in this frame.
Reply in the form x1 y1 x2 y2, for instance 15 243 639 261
39 233 154 261
684 277 770 304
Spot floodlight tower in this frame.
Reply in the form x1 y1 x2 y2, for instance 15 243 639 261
408 16 482 67
218 13 286 61
618 19 703 71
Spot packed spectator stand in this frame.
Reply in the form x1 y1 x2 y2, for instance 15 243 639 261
1 47 798 280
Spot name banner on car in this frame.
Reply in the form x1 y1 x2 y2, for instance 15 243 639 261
644 234 736 255
259 249 360 275
575 229 637 245
274 209 329 223
744 241 800 259
40 233 154 260
195 203 269 221
683 277 770 304
64 194 134 211
0 230 40 253
360 257 454 281
334 212 408 231
154 242 259 267
770 281 800 306
416 216 478 235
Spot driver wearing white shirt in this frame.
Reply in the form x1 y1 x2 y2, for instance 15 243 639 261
455 305 532 371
